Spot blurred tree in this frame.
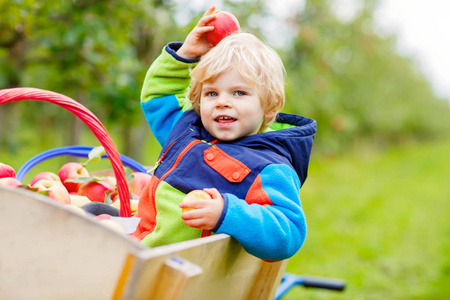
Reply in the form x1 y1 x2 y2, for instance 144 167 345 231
0 0 180 161
280 0 450 154
1 0 449 162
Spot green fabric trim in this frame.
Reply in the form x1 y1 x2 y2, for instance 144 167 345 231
140 47 197 112
267 121 296 131
140 181 202 247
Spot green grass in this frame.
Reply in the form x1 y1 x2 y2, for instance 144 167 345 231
283 138 450 299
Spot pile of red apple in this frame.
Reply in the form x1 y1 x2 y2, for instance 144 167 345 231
0 160 151 217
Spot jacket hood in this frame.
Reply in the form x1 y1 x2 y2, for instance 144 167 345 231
235 112 316 186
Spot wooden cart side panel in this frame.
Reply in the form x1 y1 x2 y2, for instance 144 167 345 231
127 234 288 300
0 187 143 300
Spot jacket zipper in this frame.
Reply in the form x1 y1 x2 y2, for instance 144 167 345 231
156 139 202 186
148 130 191 173
152 135 216 238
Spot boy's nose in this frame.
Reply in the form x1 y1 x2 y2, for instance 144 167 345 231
215 95 232 108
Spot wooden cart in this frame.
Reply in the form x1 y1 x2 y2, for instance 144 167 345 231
0 186 286 299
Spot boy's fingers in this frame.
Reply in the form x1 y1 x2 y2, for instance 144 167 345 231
203 188 220 198
179 199 209 209
204 6 216 16
195 26 215 35
197 14 216 27
183 217 214 229
181 209 205 221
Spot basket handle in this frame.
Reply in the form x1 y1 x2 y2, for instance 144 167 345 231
0 87 132 217
16 145 148 181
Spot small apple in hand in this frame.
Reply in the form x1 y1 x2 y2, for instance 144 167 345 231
181 190 211 213
0 177 22 188
78 180 115 203
57 162 90 193
205 11 240 46
30 171 61 186
128 172 152 196
32 179 71 204
0 162 16 179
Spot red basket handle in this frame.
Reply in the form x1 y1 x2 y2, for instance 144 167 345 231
0 87 132 217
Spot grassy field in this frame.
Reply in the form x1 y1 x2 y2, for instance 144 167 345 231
283 138 450 299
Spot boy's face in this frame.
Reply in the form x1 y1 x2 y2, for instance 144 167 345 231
200 68 269 141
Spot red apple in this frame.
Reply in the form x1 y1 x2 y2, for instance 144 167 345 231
32 179 71 205
0 162 16 179
128 172 152 196
78 180 115 203
0 177 22 188
205 11 240 46
30 171 61 186
57 162 90 193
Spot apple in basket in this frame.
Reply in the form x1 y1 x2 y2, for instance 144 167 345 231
128 172 152 196
0 162 16 179
77 180 115 203
30 171 61 186
0 177 22 188
205 11 240 46
57 162 90 193
69 194 92 207
32 179 71 205
110 196 139 215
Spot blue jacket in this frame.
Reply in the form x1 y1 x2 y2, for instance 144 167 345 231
132 43 316 261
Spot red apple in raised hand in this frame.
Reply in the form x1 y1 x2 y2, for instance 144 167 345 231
0 177 22 188
57 162 89 193
78 180 115 203
30 171 61 186
0 162 16 179
128 172 152 196
32 179 71 204
205 11 240 46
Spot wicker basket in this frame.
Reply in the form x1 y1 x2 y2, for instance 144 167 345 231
0 87 132 217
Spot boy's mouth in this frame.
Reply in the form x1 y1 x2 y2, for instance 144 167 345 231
215 116 236 123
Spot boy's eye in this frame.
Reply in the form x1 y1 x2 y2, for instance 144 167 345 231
207 91 218 97
234 91 246 96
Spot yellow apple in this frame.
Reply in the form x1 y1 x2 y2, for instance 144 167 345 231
32 179 71 205
181 190 211 213
69 194 92 207
110 198 139 214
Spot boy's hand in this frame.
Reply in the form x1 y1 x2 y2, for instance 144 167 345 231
180 188 224 230
177 6 218 59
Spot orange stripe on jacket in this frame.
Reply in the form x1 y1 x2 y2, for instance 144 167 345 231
132 175 160 240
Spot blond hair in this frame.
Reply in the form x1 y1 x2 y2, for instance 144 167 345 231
188 33 285 131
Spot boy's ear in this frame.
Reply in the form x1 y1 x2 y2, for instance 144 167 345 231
264 110 277 119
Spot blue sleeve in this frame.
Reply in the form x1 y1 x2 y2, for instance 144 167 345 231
141 95 184 147
215 164 307 261
140 43 199 146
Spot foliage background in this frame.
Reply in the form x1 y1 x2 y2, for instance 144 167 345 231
1 0 449 298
